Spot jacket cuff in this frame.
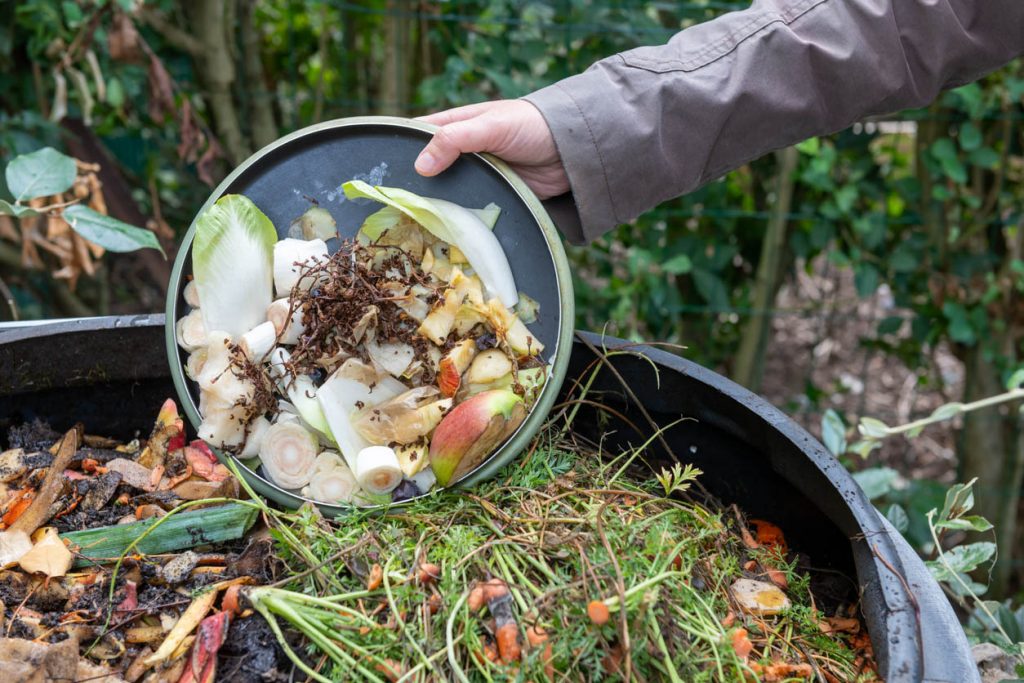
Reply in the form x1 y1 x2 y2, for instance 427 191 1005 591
524 79 618 243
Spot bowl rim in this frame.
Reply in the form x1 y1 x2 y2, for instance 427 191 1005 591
164 115 575 515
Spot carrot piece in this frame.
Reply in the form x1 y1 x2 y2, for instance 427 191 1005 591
721 611 736 628
467 585 486 611
750 519 788 554
417 562 440 586
222 584 243 616
367 563 383 591
375 658 404 681
766 568 789 589
2 490 35 527
731 628 753 659
495 622 521 663
587 600 610 626
480 578 509 602
526 626 553 681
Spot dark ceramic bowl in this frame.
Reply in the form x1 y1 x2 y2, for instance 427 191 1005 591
164 116 574 514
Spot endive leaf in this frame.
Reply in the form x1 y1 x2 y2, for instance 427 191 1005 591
193 194 278 337
344 181 517 307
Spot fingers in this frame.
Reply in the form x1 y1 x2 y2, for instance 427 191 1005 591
416 101 500 127
415 116 499 176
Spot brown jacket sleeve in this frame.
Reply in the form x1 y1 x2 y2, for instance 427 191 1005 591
524 0 1024 244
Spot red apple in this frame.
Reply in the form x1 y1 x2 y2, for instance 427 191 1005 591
429 390 526 486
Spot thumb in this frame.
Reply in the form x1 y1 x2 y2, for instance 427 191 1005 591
415 117 497 177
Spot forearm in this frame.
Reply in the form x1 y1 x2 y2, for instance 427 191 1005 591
526 0 1024 243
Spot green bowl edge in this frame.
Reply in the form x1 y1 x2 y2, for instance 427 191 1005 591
165 115 575 516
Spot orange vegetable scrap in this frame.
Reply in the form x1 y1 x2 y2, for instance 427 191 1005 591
730 628 754 659
750 519 788 555
367 563 383 591
587 600 610 626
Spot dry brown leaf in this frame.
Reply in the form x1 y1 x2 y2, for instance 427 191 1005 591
147 54 175 121
18 527 73 578
108 12 142 62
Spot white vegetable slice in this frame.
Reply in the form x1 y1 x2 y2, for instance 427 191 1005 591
317 359 407 471
409 466 437 493
259 421 319 489
343 181 518 308
175 309 207 352
366 337 416 378
240 415 272 458
197 404 248 449
197 332 254 406
302 452 360 503
354 446 403 495
185 348 208 381
193 194 277 337
268 347 332 438
183 279 201 308
267 298 307 345
274 238 329 296
238 321 277 361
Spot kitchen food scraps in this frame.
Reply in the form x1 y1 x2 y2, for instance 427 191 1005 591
177 182 548 505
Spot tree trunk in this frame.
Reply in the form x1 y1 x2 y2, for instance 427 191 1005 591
959 343 1023 595
731 146 799 392
379 0 411 116
181 0 249 165
239 0 277 148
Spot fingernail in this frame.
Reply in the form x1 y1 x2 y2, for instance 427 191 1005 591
415 151 438 175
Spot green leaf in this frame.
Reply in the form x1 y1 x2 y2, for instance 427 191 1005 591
821 408 846 456
858 417 890 440
662 254 692 275
939 478 977 522
0 199 39 218
959 122 982 151
795 137 820 155
853 263 879 296
940 541 997 575
969 147 1000 169
849 439 880 459
852 467 898 500
107 78 125 109
885 504 909 534
943 301 976 345
6 147 77 201
1006 368 1024 391
63 205 165 256
935 515 993 533
692 268 728 309
929 402 964 421
877 316 903 336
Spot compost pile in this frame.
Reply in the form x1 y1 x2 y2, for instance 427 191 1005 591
242 413 882 682
0 392 880 682
0 401 288 683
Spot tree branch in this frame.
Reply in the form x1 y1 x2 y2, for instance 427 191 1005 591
137 7 203 57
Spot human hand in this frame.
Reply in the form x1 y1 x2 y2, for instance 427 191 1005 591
415 100 569 200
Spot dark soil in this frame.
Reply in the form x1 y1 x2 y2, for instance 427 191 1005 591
217 615 292 683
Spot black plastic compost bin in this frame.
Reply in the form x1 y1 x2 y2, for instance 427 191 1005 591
0 315 977 683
